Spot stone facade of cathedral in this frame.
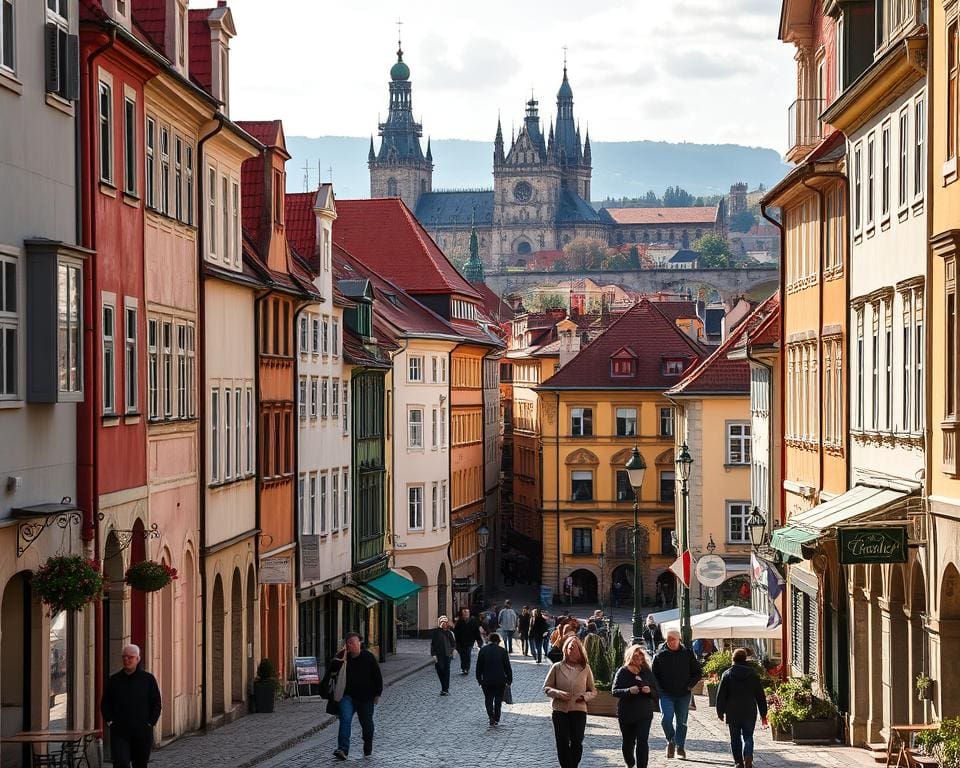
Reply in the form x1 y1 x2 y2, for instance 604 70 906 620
368 47 724 269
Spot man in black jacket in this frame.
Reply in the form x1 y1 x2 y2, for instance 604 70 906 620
716 648 768 768
430 615 456 695
475 633 512 727
333 632 383 761
652 629 702 760
453 607 483 674
100 644 161 768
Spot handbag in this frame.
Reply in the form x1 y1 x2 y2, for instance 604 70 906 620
503 684 513 705
325 698 340 716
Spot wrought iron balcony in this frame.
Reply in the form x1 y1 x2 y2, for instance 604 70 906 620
787 98 825 159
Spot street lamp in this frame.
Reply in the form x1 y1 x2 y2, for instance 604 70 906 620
747 507 767 549
477 524 490 603
675 443 694 648
625 446 647 644
598 546 606 613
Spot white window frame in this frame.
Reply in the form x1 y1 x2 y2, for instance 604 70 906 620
342 468 349 529
408 355 423 382
186 145 194 226
231 179 239 266
123 95 137 196
408 407 423 448
309 472 318 535
615 407 637 437
311 316 320 354
298 375 307 420
332 472 339 533
726 421 751 465
320 377 328 419
332 377 339 419
210 388 220 482
440 480 447 526
57 258 82 397
224 382 232 479
408 485 424 530
309 377 318 419
432 407 438 448
0 253 18 400
866 133 875 228
914 96 924 200
298 474 307 534
159 125 169 214
854 142 863 232
322 316 330 355
98 78 113 184
880 121 890 219
659 406 674 437
145 116 155 209
207 166 216 257
320 472 328 532
234 388 241 476
342 380 349 434
221 174 229 267
176 322 187 418
570 406 592 436
298 315 308 354
161 320 172 419
123 299 137 413
898 107 909 211
440 407 447 448
102 300 115 414
726 501 751 544
245 386 253 475
332 318 339 356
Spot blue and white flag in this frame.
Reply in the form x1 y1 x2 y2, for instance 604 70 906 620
765 564 784 601
766 604 782 630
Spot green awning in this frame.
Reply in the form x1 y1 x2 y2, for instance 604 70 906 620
364 570 421 602
770 485 907 560
336 584 379 609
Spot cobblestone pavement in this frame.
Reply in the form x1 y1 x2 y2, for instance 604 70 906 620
257 650 879 768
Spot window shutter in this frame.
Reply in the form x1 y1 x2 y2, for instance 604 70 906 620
44 23 60 94
64 35 80 101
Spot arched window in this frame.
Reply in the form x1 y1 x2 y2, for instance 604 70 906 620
387 178 398 197
517 241 532 256
420 179 427 194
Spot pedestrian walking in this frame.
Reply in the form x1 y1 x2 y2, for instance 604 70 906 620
641 615 663 654
476 632 513 727
612 580 623 608
518 606 532 656
530 608 549 663
100 644 161 768
543 636 597 768
498 600 519 653
652 628 702 759
716 647 769 768
485 603 500 634
431 615 456 695
331 632 382 760
613 644 659 768
453 607 484 674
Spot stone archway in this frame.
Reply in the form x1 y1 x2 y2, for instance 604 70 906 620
398 566 428 634
887 565 909 728
102 532 126 696
569 569 597 604
437 563 448 619
939 563 960 718
1 573 29 766
130 520 147 655
231 569 243 706
182 549 196 727
908 561 927 724
159 549 175 738
211 574 225 716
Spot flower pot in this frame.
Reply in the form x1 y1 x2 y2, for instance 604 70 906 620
253 680 277 714
791 718 838 743
917 682 934 701
707 685 718 707
770 723 792 742
586 690 618 718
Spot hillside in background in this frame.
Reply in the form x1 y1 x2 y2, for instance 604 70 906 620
285 135 790 201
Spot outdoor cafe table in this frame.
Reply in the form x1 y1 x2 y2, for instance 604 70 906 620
885 723 939 768
1 729 97 766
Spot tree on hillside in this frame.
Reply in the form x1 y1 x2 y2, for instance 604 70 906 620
730 210 758 232
663 186 694 207
552 256 569 272
529 292 566 311
601 251 630 270
692 233 734 268
627 245 641 269
563 237 610 271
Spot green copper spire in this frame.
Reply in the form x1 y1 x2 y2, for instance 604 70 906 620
464 222 484 282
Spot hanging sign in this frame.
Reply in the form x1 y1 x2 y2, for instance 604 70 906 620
259 555 293 584
838 527 907 564
695 554 727 588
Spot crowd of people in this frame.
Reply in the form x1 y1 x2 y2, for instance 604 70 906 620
317 603 769 768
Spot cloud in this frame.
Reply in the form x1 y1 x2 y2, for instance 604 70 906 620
665 50 754 80
641 98 687 119
417 34 520 91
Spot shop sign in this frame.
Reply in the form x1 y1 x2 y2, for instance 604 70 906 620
301 535 320 581
259 555 293 584
452 577 472 592
838 527 907 564
294 656 320 685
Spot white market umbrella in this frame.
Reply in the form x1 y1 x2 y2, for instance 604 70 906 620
660 605 781 640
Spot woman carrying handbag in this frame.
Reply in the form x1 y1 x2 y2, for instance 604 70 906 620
612 644 659 768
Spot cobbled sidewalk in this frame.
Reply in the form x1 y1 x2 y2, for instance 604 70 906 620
149 640 432 768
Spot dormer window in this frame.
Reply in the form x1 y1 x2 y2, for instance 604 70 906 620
663 358 686 376
611 358 634 376
273 171 284 225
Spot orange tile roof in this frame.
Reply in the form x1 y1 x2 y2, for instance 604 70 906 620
605 206 720 226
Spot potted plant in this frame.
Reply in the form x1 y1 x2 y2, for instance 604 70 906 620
253 658 281 714
765 675 839 743
125 560 178 592
915 716 960 767
702 650 733 707
915 673 934 702
765 689 792 741
584 627 626 717
32 555 105 613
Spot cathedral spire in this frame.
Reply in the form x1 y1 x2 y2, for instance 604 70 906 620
368 135 376 163
583 127 592 165
463 218 485 282
494 117 505 165
426 137 432 163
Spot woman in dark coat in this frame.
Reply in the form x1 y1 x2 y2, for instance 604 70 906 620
518 606 532 656
475 633 513 727
530 609 549 664
612 644 659 768
715 648 769 768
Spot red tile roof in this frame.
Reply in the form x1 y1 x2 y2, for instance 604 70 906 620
539 299 706 390
649 300 700 322
187 8 213 92
236 120 284 150
472 282 515 324
132 0 167 56
285 191 317 263
240 156 265 247
605 206 720 226
669 292 780 397
333 198 482 299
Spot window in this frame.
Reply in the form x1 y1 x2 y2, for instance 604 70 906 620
408 355 423 382
408 407 423 448
221 175 229 263
332 472 339 534
898 108 909 209
210 389 219 482
234 388 241 475
1 0 15 72
572 527 592 555
102 303 115 413
914 97 924 198
571 470 593 501
332 319 339 356
208 167 216 256
885 303 893 430
950 23 958 162
159 127 169 214
570 407 592 436
342 468 349 528
320 473 328 531
854 143 863 231
298 316 308 354
176 323 187 417
224 385 232 479
881 122 890 218
298 475 306 534
124 98 136 196
659 406 674 437
98 81 112 183
440 480 447 526
661 527 676 555
856 308 865 428
313 473 324 533
186 323 195 416
615 470 632 501
0 255 17 398
611 357 634 376
124 303 137 412
440 407 446 447
45 1 76 100
727 422 751 464
342 380 349 433
245 387 253 474
145 118 155 208
161 321 172 418
310 316 319 353
408 485 424 530
174 137 182 219
866 134 875 227
187 146 194 225
871 304 880 429
615 407 637 437
320 377 328 419
915 293 924 432
727 502 751 544
298 376 307 419
660 470 675 503
332 378 339 419
57 260 82 395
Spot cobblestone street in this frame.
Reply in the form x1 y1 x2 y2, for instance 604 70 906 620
252 647 877 768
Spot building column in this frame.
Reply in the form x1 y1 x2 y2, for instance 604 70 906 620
866 591 884 743
847 586 870 745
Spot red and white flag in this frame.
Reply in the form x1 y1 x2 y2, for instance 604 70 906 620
669 551 692 587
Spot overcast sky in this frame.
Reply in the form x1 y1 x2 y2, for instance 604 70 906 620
227 0 794 153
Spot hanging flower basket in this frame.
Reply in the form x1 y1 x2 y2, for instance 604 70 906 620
32 555 105 613
125 560 178 592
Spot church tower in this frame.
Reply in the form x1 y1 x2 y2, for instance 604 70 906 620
369 39 433 211
554 62 592 201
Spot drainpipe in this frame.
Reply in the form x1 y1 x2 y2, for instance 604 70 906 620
555 392 561 598
80 24 117 737
195 113 225 729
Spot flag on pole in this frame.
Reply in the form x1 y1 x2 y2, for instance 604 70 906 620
750 552 765 583
766 604 782 630
765 564 784 601
669 551 692 587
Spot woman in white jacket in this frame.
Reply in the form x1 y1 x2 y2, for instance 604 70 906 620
543 636 597 768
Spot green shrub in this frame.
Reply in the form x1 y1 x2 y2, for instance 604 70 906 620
915 717 960 768
256 658 278 681
765 675 837 731
703 650 733 678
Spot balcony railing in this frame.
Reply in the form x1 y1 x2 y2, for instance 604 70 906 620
788 98 825 157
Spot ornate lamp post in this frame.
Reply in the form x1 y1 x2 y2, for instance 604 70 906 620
747 507 767 550
675 443 694 648
598 546 606 613
625 446 647 644
478 524 490 600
